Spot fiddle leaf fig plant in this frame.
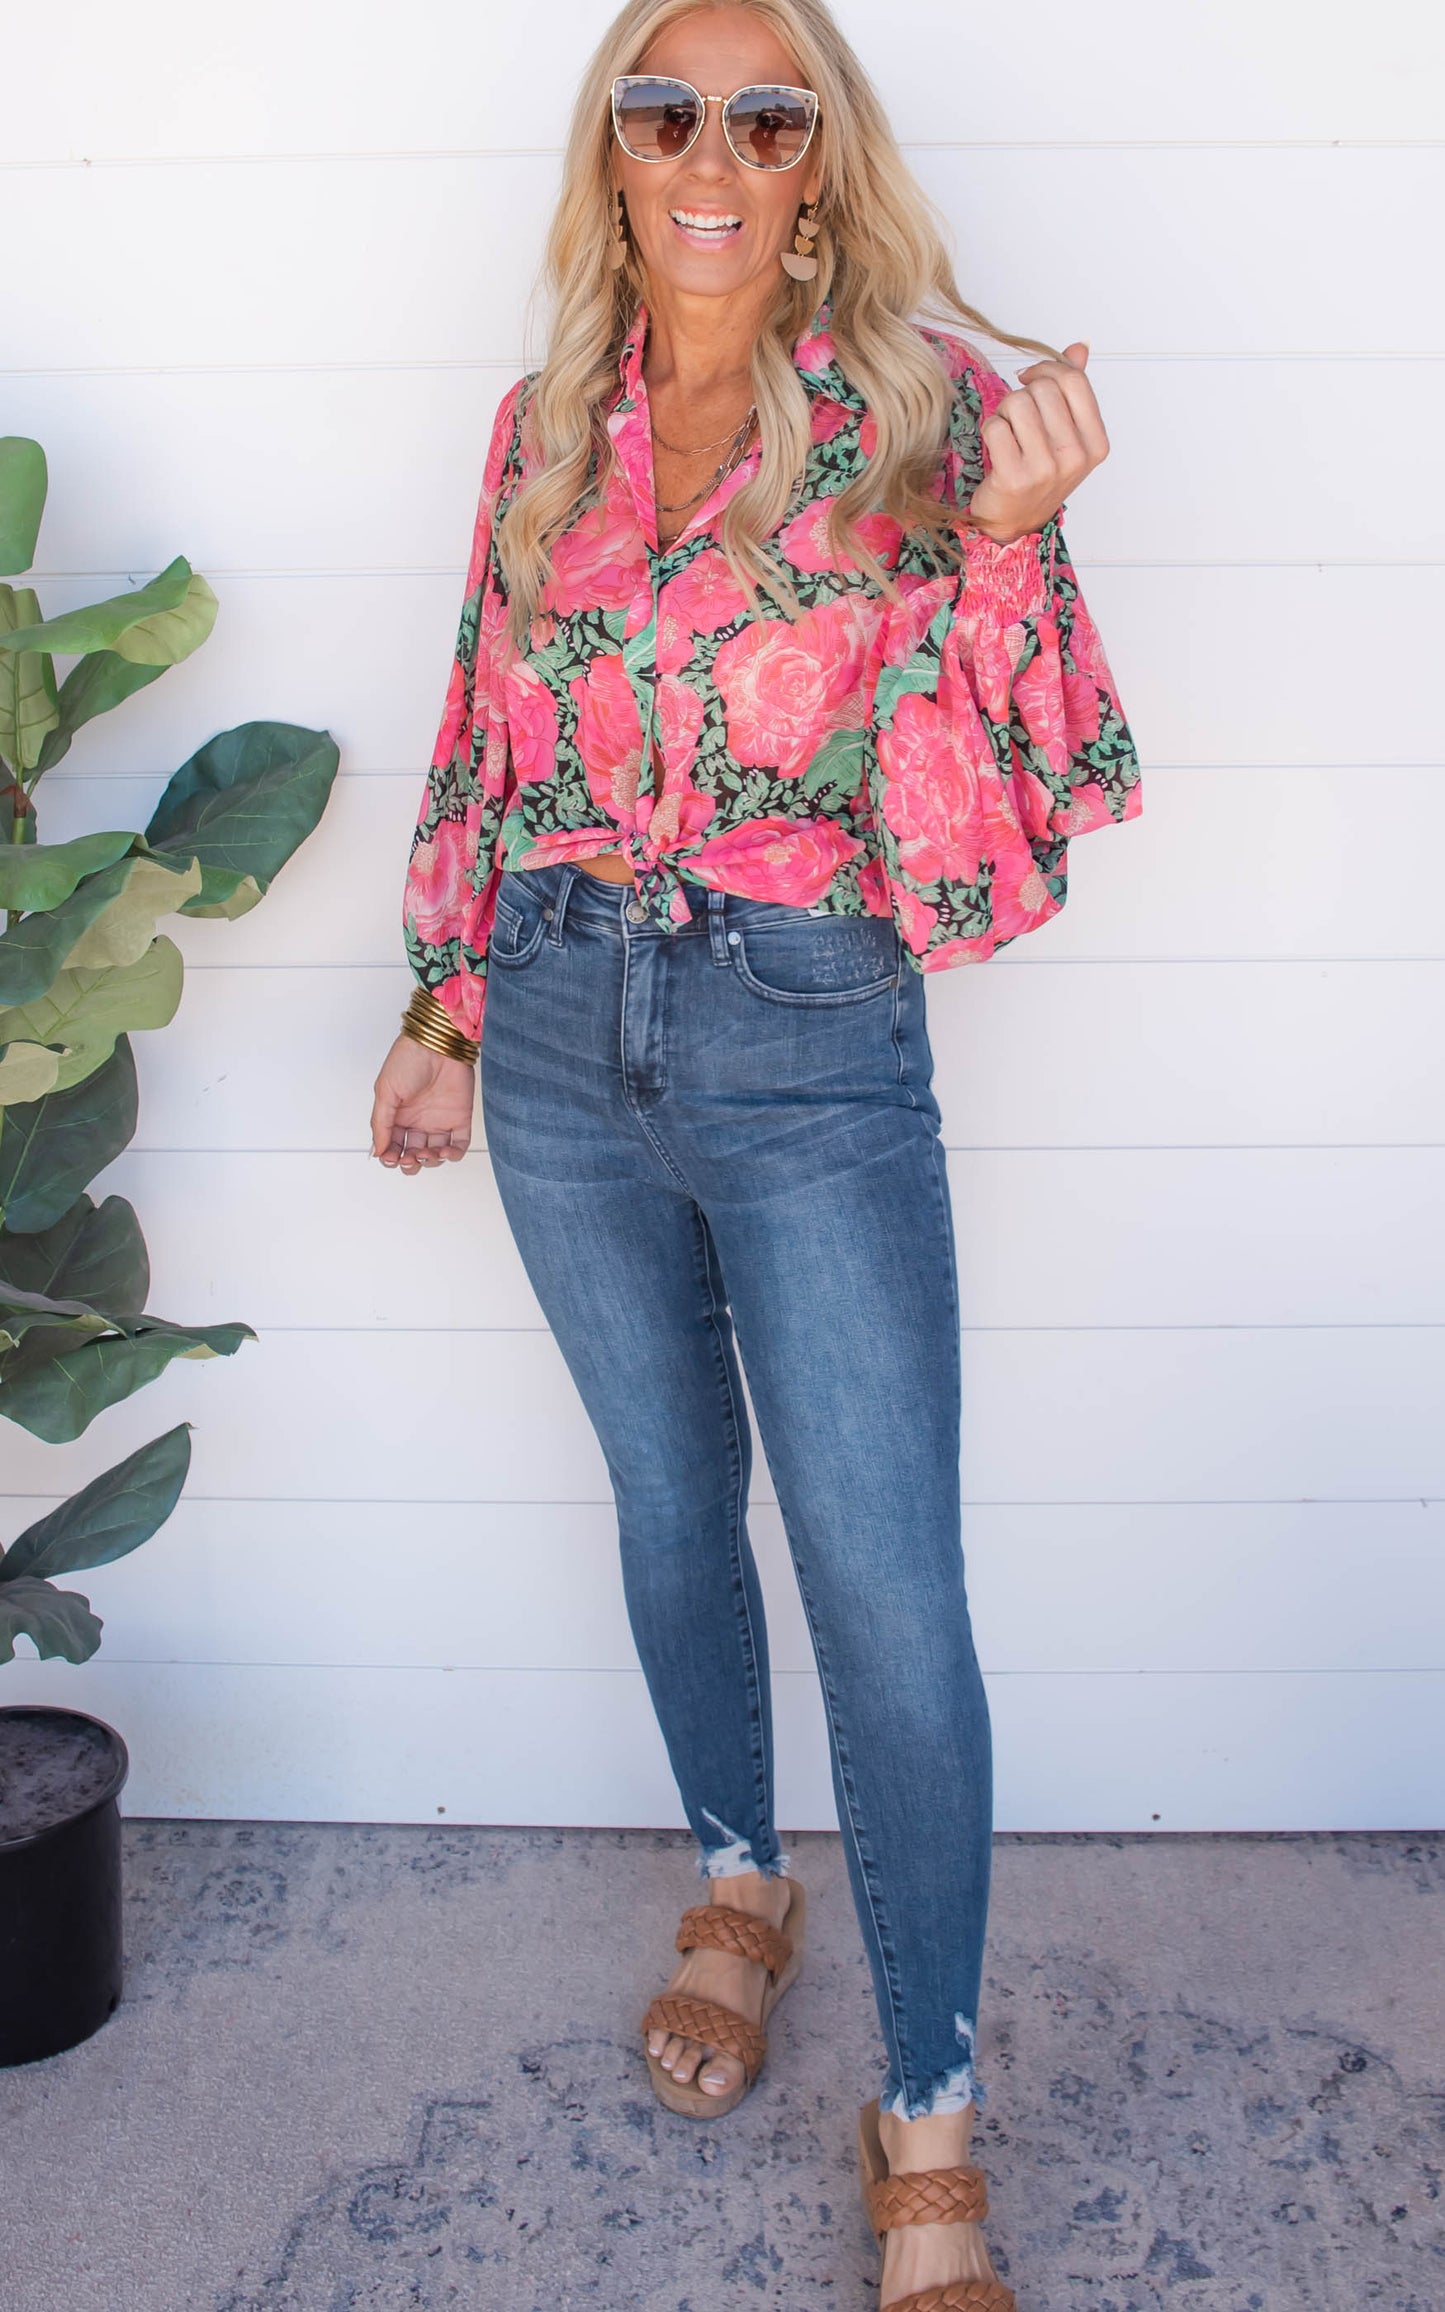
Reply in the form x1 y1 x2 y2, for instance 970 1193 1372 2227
0 1423 192 1665
0 434 341 1664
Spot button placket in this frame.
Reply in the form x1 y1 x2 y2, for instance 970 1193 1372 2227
626 549 687 935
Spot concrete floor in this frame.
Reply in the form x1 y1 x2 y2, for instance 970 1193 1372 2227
0 1824 1440 2311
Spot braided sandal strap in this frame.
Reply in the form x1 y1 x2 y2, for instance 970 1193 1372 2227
882 2285 1016 2312
867 2164 990 2232
675 1903 792 1979
640 1992 767 2081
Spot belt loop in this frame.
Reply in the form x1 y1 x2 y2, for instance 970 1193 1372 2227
548 861 581 945
707 885 730 965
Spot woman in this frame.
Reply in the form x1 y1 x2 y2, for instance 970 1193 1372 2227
370 1 1142 2302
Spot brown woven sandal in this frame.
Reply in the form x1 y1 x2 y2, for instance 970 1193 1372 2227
639 1876 806 2118
857 2095 1017 2311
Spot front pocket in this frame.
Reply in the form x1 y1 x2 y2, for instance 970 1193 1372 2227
489 886 548 968
730 916 900 1006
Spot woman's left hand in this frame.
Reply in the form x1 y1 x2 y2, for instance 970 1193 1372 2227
963 342 1109 545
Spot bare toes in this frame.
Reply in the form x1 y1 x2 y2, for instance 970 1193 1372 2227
670 2037 705 2084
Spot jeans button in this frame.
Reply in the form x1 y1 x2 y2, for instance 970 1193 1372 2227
626 900 646 922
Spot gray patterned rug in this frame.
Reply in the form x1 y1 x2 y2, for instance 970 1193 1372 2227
1 1824 1439 2310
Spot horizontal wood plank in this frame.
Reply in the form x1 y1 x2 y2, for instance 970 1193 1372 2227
23 566 1440 784
7 151 1441 371
36 766 1445 968
0 1497 1433 1679
1 1325 1439 1504
0 1656 1438 1831
85 958 1445 1151
83 1146 1445 1330
6 1 1439 160
13 359 1442 572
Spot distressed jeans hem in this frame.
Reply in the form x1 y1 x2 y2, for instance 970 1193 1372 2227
877 2013 988 2119
695 1813 792 1882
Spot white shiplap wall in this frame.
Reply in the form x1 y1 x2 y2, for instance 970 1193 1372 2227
3 1 1442 1830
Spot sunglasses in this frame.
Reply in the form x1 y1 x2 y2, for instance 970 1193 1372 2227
610 75 820 171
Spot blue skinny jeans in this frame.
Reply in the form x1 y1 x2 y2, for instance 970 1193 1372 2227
477 858 993 2118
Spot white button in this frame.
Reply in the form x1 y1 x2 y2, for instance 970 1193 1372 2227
626 901 646 922
727 930 740 945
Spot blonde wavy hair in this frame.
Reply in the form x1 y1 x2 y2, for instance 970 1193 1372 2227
497 0 1065 643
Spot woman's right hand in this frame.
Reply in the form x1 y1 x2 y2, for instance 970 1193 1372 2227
370 1034 476 1174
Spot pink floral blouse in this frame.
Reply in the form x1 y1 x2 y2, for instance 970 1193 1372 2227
403 296 1142 1040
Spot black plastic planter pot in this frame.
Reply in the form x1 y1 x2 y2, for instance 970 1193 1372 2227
0 1704 130 2066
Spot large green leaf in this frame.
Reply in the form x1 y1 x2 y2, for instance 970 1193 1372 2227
0 850 202 1009
0 1273 112 1350
0 1260 247 1362
0 1042 61 1104
0 860 135 1008
0 440 47 578
34 654 167 775
0 829 138 915
0 1575 102 1664
111 572 217 667
0 1264 164 1346
0 585 59 773
0 1311 254 1441
0 1191 148 1317
0 1034 138 1231
64 852 202 969
144 720 339 918
0 556 193 661
0 935 183 1095
0 1422 190 1582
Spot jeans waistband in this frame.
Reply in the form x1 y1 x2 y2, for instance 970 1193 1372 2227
501 858 837 942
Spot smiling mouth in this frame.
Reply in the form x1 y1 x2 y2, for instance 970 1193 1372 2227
669 208 744 245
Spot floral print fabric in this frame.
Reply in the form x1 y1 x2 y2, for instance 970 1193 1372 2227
404 296 1142 1039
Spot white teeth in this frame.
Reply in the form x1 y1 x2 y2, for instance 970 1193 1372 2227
671 209 741 231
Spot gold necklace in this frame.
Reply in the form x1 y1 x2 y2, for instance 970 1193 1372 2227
654 412 757 515
652 404 756 457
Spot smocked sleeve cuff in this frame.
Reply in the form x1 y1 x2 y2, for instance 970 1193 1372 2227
955 509 1057 625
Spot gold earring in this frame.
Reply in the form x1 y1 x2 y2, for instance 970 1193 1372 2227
608 185 629 271
779 196 820 281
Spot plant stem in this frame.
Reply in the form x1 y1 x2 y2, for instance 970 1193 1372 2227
3 750 29 933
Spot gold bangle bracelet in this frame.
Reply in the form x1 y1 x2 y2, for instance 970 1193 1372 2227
401 988 478 1065
402 1006 476 1050
400 1015 478 1065
401 1011 474 1056
406 985 455 1029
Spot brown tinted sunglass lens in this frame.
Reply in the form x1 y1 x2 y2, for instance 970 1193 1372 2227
614 79 703 161
724 88 815 168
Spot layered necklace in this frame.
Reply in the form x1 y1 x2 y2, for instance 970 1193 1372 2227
652 403 758 513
